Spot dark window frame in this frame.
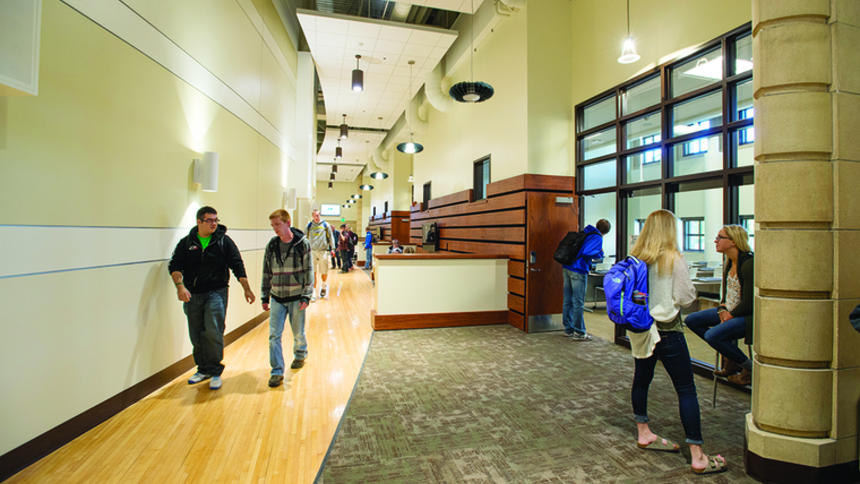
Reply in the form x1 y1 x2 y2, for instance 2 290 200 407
681 217 705 252
423 181 431 207
473 155 491 201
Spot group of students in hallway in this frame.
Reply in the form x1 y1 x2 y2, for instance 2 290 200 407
564 210 755 475
168 206 359 390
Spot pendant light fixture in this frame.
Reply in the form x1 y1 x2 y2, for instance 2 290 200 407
352 54 364 92
397 60 425 154
328 181 333 189
369 171 389 180
617 0 640 64
351 193 362 200
329 172 335 181
332 162 338 173
449 0 494 103
339 114 348 139
360 183 374 190
335 139 343 160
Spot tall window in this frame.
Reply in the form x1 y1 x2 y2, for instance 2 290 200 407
682 217 705 251
473 155 490 200
423 182 431 207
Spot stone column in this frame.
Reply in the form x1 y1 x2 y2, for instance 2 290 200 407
748 1 860 482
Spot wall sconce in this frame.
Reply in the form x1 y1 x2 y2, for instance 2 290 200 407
193 151 219 192
352 54 364 92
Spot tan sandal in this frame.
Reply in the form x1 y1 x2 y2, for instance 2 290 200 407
692 454 727 474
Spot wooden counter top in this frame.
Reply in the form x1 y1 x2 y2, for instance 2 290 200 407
376 251 508 260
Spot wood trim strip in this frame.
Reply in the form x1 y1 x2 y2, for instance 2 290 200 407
411 192 526 221
376 252 507 260
486 174 574 197
508 260 525 277
427 189 472 209
445 240 525 260
508 277 525 296
412 209 526 228
508 293 525 313
0 312 270 482
508 310 525 331
436 226 526 243
371 309 508 330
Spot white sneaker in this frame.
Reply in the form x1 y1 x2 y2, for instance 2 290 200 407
187 372 210 384
209 376 222 390
571 333 593 341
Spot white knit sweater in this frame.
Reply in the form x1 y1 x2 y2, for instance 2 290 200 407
648 255 697 323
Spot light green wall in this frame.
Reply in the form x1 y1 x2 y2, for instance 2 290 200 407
414 6 528 197
570 0 751 105
0 0 299 456
527 0 573 175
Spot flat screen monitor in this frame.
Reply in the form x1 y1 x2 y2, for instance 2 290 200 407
421 222 438 252
320 204 340 216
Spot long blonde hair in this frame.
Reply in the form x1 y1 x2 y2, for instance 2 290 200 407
630 209 681 276
722 224 751 253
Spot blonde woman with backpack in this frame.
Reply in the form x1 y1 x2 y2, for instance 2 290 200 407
627 209 727 475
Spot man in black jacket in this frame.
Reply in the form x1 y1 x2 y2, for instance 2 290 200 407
168 206 255 390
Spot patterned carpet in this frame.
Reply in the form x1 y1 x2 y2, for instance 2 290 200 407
318 325 757 483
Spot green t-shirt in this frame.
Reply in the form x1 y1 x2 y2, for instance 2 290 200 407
198 234 212 250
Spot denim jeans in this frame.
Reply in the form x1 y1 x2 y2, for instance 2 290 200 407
562 269 587 335
340 250 352 272
365 247 373 269
685 308 749 365
631 331 703 445
269 299 307 375
183 287 228 376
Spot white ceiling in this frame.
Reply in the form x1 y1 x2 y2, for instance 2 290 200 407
316 128 387 182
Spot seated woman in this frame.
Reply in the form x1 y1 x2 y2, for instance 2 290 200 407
627 209 726 474
387 239 403 254
685 225 754 385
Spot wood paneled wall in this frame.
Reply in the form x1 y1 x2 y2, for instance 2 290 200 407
409 174 578 332
367 210 411 243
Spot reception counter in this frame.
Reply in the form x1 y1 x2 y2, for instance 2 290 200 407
372 252 509 330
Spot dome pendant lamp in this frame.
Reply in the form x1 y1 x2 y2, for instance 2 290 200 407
397 60 424 154
449 0 494 103
617 0 640 64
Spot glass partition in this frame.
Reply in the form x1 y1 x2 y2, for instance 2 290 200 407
582 96 616 131
625 187 661 253
582 192 617 267
621 76 660 115
671 47 723 97
672 90 723 137
582 126 616 161
582 159 616 190
672 133 723 176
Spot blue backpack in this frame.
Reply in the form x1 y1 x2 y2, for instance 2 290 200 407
603 256 653 333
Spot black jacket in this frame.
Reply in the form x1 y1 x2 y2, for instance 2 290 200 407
168 224 247 294
721 251 754 344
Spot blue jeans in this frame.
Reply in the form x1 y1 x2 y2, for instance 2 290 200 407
183 287 228 376
632 331 703 445
365 247 373 268
562 269 587 335
685 308 749 365
269 299 307 375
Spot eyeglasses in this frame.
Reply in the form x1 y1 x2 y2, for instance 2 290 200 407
715 235 729 240
201 218 220 224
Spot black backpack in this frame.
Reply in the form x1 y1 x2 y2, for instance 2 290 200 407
553 231 589 265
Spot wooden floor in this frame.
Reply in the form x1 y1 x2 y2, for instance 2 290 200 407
8 268 374 484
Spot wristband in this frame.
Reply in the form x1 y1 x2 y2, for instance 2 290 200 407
175 281 184 287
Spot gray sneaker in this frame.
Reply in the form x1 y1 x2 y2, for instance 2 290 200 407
209 376 222 390
187 372 210 384
571 333 593 341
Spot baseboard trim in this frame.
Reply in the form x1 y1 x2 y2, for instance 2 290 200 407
745 448 860 483
372 309 508 330
0 312 269 481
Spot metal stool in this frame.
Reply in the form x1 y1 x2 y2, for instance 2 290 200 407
712 343 753 407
